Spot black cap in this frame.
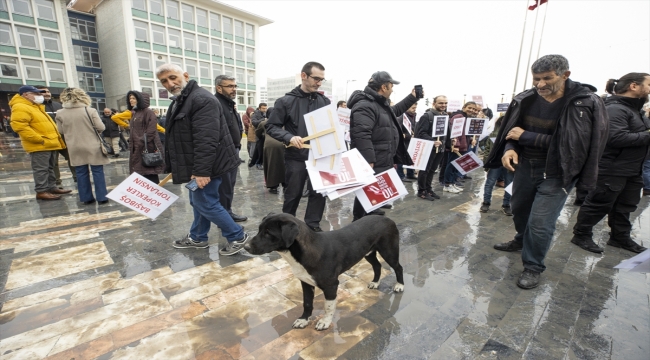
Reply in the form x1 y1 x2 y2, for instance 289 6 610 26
18 85 46 95
369 71 400 85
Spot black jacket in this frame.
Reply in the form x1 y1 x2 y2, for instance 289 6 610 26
266 86 331 161
484 79 609 190
598 96 650 177
348 86 417 170
101 113 121 138
251 109 267 128
164 80 239 184
415 109 447 141
43 99 62 121
215 92 242 149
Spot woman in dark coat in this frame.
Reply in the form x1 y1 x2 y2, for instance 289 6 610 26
258 107 285 193
126 91 164 183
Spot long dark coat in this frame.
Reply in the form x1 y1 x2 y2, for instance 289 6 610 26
127 91 165 176
258 119 285 188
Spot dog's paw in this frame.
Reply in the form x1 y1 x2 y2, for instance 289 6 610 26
367 281 379 289
393 283 404 293
315 318 332 331
292 318 309 329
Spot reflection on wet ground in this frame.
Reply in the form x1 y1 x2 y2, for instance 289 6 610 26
1 133 649 359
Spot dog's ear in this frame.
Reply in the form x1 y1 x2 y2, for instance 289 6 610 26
262 212 277 222
280 220 299 248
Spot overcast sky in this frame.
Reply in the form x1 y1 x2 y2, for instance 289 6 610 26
221 0 649 109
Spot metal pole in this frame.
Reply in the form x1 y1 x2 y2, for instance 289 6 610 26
522 3 541 92
512 1 530 98
535 1 549 60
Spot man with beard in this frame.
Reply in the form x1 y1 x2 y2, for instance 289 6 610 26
156 64 249 256
397 102 418 182
214 74 247 223
414 95 447 200
485 54 608 289
571 73 650 254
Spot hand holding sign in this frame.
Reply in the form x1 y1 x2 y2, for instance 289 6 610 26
450 117 465 138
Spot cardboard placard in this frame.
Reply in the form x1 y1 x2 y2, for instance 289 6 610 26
450 117 466 138
307 148 375 192
355 169 408 212
402 114 413 134
472 95 484 107
337 107 351 130
450 152 484 175
107 173 179 220
403 138 435 170
433 115 449 137
307 150 343 174
447 100 462 112
464 118 486 136
303 104 346 159
497 103 509 112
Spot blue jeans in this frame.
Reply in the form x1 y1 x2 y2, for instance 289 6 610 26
643 159 650 190
396 164 414 179
75 165 108 202
443 151 462 184
483 167 514 206
188 176 244 243
511 158 575 273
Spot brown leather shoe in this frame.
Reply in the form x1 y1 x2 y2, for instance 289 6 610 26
36 192 61 200
50 188 72 194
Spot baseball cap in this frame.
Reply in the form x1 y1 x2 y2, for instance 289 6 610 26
18 85 46 95
369 71 400 85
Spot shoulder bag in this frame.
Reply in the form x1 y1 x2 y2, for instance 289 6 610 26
85 107 114 156
141 116 163 167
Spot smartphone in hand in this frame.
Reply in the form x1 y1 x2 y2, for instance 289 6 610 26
185 179 199 191
414 85 424 99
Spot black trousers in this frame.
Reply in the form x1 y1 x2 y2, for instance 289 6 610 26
143 174 160 184
573 175 644 241
283 159 326 228
575 187 590 204
417 149 445 193
353 166 391 220
218 167 238 214
438 150 450 182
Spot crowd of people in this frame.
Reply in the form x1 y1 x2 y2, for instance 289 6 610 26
7 55 650 287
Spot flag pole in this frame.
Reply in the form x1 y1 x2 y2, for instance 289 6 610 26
522 1 541 92
512 1 530 99
535 1 549 59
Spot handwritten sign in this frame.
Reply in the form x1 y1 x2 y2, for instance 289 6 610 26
450 117 466 138
447 100 462 112
464 118 486 136
450 152 483 175
403 138 434 170
433 115 449 137
497 103 509 112
337 107 351 130
107 173 179 219
355 168 408 212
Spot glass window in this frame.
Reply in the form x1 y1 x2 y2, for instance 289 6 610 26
137 51 151 70
237 91 244 105
246 47 254 62
181 4 193 23
209 12 220 31
185 59 196 78
69 18 97 42
212 63 222 77
199 62 209 79
166 0 178 20
167 28 181 48
10 0 31 15
157 80 168 98
0 23 14 46
46 62 65 82
134 20 149 42
224 65 234 77
23 59 43 79
234 20 243 37
154 53 167 69
170 56 182 68
91 98 106 112
222 16 232 34
235 44 243 60
196 8 207 27
198 35 208 53
0 0 7 12
41 30 60 52
149 0 163 15
236 68 244 83
245 24 254 40
73 45 101 67
141 80 154 97
16 26 38 49
35 0 55 21
0 55 19 77
151 24 165 44
248 93 255 105
247 70 255 84
182 32 194 51
210 38 221 56
131 0 145 11
78 72 104 92
223 41 232 59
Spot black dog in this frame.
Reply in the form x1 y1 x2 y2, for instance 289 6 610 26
244 213 404 330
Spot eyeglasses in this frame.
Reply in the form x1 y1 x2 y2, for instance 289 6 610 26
220 84 238 89
308 75 326 83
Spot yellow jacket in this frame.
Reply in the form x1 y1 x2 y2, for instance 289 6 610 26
112 110 165 133
9 94 65 153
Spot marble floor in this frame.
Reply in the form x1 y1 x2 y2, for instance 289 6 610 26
1 133 649 360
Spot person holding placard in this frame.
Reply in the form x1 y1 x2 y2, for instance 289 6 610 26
443 102 480 193
348 71 418 221
265 62 331 232
397 103 418 182
414 95 447 200
480 116 513 215
484 55 608 289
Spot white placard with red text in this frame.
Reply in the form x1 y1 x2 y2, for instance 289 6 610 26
107 173 179 220
355 168 409 212
403 138 435 170
450 117 466 138
447 100 462 112
450 151 484 175
337 107 351 131
402 114 413 135
307 148 375 192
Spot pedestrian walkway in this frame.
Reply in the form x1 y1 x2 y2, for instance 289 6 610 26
1 134 648 359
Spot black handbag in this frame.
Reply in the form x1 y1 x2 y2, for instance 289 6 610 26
85 107 114 156
141 124 163 167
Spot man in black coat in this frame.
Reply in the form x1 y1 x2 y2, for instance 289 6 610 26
215 74 247 222
101 108 121 157
414 96 447 200
348 71 418 221
571 73 650 254
249 103 268 169
157 64 249 256
484 55 609 289
266 61 330 232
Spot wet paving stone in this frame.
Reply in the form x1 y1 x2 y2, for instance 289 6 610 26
1 135 650 359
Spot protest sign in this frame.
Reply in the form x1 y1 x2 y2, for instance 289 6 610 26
403 114 413 135
505 181 513 195
497 103 509 112
433 115 449 137
303 104 346 159
450 151 484 175
404 138 435 170
107 173 179 220
337 107 351 130
472 95 484 107
465 118 486 136
614 249 650 273
307 150 343 174
447 100 462 112
450 117 466 138
307 148 375 192
355 168 408 212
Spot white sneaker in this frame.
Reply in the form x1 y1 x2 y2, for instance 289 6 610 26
452 184 464 192
443 185 460 194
